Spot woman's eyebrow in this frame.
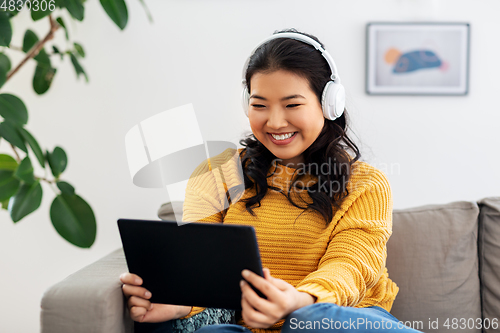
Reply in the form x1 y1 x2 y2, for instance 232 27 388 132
249 94 306 101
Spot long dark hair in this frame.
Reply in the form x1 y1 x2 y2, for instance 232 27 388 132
226 28 361 227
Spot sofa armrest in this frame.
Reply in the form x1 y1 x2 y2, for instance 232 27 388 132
40 248 134 333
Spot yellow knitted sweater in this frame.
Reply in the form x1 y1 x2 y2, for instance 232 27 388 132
180 148 398 332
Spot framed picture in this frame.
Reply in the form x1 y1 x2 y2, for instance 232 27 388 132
366 22 470 95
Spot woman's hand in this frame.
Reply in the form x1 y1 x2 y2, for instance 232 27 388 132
239 268 316 329
120 272 192 323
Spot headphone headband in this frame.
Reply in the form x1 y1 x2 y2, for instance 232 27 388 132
242 32 341 85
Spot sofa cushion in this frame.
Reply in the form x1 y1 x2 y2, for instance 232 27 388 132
478 197 500 333
387 201 481 333
157 201 184 221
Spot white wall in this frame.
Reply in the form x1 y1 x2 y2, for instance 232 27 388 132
1 0 499 331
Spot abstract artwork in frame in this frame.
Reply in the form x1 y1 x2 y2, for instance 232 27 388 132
366 22 470 95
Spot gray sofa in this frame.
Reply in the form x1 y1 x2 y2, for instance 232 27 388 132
40 197 500 333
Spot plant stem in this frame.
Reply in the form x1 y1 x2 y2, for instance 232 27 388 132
9 143 21 163
38 176 55 184
5 14 60 82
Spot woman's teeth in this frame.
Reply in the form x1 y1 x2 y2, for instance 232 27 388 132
271 132 295 140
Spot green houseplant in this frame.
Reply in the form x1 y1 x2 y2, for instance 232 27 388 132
0 0 152 248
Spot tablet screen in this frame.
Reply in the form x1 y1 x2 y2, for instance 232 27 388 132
118 218 266 310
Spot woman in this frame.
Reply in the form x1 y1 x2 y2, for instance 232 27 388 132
121 28 422 333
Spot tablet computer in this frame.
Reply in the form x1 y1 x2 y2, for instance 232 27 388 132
118 218 265 311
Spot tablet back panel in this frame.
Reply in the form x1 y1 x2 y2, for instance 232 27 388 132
118 219 264 310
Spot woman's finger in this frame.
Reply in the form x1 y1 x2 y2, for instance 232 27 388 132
241 270 281 300
241 294 270 328
120 272 143 286
128 295 152 311
260 269 291 291
263 268 271 280
129 305 148 322
122 284 152 299
240 279 275 315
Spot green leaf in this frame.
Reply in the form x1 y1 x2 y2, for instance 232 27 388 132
9 180 43 222
1 198 9 210
0 53 11 72
35 48 51 65
69 53 88 82
23 29 38 53
100 0 128 30
0 93 29 125
0 170 20 201
50 193 96 248
73 42 85 58
54 0 65 9
56 17 69 40
56 181 75 195
31 1 52 21
0 121 27 152
23 30 51 65
33 63 57 94
62 0 84 21
0 52 11 88
47 146 67 178
17 127 45 168
0 11 12 47
52 45 64 61
0 154 18 171
14 157 35 185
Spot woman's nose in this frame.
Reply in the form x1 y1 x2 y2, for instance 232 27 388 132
266 108 288 129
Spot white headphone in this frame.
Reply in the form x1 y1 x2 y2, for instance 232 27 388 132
241 32 345 121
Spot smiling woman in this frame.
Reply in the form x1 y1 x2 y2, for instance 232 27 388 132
120 28 425 333
238 29 358 226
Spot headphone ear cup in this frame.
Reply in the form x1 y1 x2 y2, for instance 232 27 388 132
242 87 250 117
321 81 345 120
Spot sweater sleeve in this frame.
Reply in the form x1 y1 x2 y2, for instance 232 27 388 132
295 167 393 307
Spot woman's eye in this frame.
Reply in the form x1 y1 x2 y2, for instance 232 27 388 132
251 104 265 108
286 104 300 108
